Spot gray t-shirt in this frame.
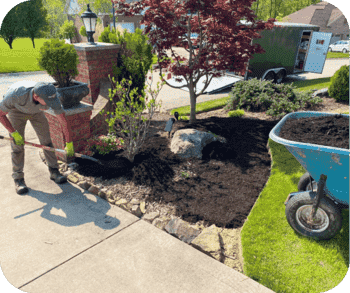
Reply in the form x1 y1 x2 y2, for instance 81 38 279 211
0 81 65 115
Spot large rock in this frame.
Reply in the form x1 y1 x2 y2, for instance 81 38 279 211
164 218 201 244
170 129 227 159
191 225 223 262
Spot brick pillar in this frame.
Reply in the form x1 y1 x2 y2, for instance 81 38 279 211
73 42 121 106
43 102 93 164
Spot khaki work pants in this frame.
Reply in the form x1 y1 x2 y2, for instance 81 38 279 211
8 109 59 180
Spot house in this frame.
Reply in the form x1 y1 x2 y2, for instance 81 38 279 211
282 1 349 44
63 0 144 43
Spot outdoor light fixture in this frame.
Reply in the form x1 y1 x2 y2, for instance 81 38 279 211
165 118 176 138
81 4 98 45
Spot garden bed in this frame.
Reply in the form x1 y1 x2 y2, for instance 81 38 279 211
75 114 280 228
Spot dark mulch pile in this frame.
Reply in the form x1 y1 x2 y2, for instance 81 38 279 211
76 116 282 228
279 114 349 149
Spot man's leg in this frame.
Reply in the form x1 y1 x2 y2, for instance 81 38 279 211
29 111 59 169
7 110 29 180
29 112 67 184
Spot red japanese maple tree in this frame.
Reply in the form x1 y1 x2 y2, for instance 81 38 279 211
111 0 275 123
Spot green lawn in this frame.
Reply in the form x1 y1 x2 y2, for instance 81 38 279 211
0 37 172 73
241 139 349 293
327 51 350 59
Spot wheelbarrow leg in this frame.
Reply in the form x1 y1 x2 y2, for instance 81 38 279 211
308 174 327 222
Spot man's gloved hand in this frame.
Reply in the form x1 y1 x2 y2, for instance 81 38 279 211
10 131 25 146
65 141 75 157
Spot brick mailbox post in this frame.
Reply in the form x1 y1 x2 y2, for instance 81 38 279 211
43 42 121 164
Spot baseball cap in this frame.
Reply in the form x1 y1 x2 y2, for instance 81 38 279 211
33 82 63 111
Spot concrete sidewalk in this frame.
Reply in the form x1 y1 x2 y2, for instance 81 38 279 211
0 122 275 292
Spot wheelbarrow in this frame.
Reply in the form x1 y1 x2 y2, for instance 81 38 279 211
269 111 349 240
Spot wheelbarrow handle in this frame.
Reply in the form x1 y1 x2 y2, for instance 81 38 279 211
0 135 101 164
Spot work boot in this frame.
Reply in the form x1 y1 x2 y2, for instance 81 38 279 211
49 167 67 184
14 179 29 195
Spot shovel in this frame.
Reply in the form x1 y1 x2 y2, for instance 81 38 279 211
0 134 105 166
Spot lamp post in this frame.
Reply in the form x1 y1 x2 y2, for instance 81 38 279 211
81 4 98 45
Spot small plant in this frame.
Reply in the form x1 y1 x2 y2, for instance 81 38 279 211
36 38 80 88
207 131 219 138
225 78 323 119
181 171 190 178
179 115 189 121
81 133 124 156
228 109 245 117
100 65 165 163
328 65 349 102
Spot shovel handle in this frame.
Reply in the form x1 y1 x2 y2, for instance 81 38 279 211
0 135 87 159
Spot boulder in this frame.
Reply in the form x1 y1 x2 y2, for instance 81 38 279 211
170 129 227 160
191 225 223 262
164 218 201 244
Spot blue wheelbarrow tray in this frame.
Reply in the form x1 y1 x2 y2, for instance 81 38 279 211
269 111 349 207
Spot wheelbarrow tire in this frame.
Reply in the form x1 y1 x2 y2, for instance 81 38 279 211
298 172 317 192
285 191 342 240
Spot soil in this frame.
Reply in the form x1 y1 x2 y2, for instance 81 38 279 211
75 115 281 228
278 114 349 149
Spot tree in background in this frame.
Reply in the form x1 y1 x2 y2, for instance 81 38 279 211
58 19 78 43
20 0 50 48
112 0 275 124
69 0 116 27
0 2 29 49
41 0 69 39
251 0 321 21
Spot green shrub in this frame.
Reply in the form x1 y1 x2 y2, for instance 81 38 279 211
328 65 349 102
36 38 79 88
58 20 77 41
79 25 87 37
104 27 154 110
228 109 245 117
98 27 115 43
224 78 323 119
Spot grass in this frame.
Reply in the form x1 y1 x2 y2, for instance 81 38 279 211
327 51 350 59
0 37 51 73
240 139 349 293
0 37 177 73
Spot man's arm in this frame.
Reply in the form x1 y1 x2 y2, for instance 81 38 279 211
0 110 16 133
56 112 73 143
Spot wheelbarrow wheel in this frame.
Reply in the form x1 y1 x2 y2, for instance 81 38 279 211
298 172 318 192
285 191 342 240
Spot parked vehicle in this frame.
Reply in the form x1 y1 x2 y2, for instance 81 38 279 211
239 21 332 83
167 22 333 94
328 40 349 53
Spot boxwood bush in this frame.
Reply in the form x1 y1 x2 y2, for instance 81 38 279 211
36 38 79 88
224 78 323 119
328 65 349 102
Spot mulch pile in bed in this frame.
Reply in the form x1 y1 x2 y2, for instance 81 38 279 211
76 116 282 228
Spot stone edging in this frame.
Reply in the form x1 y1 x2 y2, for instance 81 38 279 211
46 157 245 273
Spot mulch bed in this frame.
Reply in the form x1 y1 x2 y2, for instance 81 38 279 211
75 115 282 228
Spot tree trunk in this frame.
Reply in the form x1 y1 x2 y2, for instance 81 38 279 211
189 84 197 124
8 35 13 49
31 37 35 48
